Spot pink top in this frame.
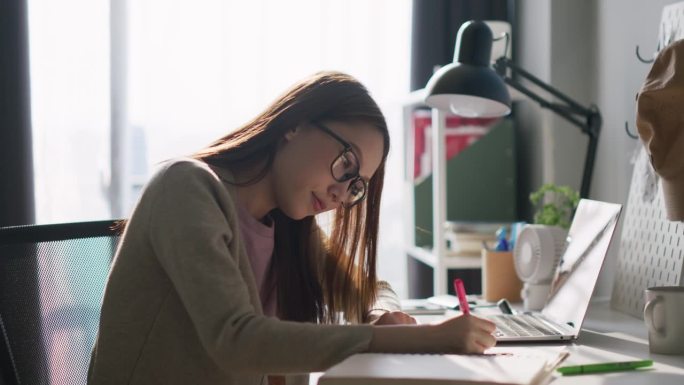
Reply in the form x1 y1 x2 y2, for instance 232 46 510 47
235 202 277 317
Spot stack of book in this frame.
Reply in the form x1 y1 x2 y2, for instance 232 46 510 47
444 222 506 257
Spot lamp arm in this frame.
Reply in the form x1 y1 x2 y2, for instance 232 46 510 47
493 56 601 199
503 76 588 129
495 57 590 114
582 132 599 199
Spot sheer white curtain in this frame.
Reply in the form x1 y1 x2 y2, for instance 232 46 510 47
30 0 412 297
128 0 410 164
29 0 112 223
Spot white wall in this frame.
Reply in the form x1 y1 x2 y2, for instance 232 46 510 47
517 0 679 298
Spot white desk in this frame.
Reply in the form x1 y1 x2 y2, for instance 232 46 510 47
551 299 684 384
313 299 684 384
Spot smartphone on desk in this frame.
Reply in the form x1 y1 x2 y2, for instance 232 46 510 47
426 295 515 316
400 298 448 316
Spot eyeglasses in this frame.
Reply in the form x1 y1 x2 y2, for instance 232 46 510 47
311 122 368 208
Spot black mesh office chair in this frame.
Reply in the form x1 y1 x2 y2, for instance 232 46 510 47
0 220 121 385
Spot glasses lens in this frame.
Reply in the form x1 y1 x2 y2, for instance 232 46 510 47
345 178 366 206
331 150 359 182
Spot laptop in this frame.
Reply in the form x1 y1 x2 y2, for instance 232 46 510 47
488 199 623 342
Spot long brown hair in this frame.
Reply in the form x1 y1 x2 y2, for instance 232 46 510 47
193 71 390 324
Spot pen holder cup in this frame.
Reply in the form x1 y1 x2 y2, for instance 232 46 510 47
482 249 523 303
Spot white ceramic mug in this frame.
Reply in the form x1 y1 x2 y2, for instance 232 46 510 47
644 286 684 354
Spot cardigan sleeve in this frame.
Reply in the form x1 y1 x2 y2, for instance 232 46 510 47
369 280 402 314
145 160 373 375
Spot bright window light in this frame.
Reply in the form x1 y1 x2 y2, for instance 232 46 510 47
29 0 412 297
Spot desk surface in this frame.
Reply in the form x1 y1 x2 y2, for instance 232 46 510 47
505 299 684 384
313 299 684 384
556 299 684 384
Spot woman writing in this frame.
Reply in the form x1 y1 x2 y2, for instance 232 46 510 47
88 71 496 385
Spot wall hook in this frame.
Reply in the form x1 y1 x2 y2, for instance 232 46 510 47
636 45 656 64
625 121 639 139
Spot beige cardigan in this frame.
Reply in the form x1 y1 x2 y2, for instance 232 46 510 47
87 158 400 385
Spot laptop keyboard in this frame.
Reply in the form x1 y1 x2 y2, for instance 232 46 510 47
490 314 562 337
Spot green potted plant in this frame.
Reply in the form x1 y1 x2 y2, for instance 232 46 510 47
529 183 580 229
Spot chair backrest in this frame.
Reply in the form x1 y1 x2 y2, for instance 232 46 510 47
0 220 121 385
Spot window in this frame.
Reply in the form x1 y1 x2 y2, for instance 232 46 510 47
29 0 412 297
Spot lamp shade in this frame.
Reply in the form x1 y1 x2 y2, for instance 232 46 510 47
425 20 511 118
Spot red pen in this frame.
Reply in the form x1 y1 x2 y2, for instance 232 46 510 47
454 278 470 315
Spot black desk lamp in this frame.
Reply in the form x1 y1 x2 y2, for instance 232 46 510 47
424 20 601 199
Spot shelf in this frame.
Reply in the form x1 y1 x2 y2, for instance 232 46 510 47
406 246 482 270
404 94 514 295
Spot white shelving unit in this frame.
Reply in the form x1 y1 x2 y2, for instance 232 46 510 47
406 246 482 270
404 20 515 296
403 90 482 296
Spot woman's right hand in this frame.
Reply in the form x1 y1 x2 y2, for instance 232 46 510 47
431 314 497 354
367 313 497 354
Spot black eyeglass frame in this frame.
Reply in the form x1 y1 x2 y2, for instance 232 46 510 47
311 121 368 208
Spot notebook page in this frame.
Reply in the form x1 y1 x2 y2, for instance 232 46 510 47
319 346 566 385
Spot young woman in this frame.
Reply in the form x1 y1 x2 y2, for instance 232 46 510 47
88 71 496 385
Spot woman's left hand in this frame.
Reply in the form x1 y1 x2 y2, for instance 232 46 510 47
369 310 417 325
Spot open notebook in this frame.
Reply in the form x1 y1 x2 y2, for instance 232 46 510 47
318 347 567 385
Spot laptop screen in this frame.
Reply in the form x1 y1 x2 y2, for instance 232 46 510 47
542 199 622 333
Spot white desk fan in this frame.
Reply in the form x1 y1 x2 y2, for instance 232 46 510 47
513 225 567 311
